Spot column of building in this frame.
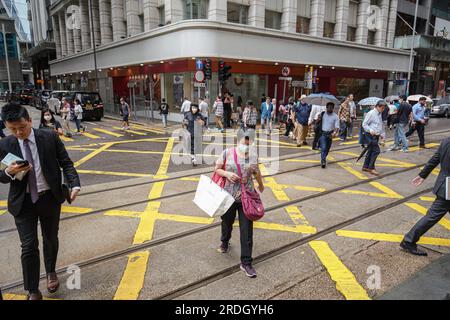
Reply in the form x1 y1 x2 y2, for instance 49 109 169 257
143 0 159 31
65 5 75 55
386 0 398 48
58 11 68 57
374 0 389 46
309 0 325 37
72 2 82 53
111 0 127 41
248 0 265 28
79 0 91 51
91 0 101 47
52 15 62 58
126 0 141 37
334 0 349 41
165 0 183 24
99 0 113 44
208 0 227 22
281 0 297 33
355 0 369 44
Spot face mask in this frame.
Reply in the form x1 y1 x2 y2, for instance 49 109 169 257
238 144 249 154
44 115 52 121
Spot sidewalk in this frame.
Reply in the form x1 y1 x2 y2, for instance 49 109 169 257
379 254 450 300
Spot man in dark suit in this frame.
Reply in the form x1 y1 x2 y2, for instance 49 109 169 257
401 137 450 256
0 103 81 300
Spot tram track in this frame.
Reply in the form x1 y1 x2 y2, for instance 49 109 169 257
0 156 437 292
0 131 446 236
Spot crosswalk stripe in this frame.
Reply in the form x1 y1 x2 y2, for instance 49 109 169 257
81 132 101 139
92 128 123 137
131 125 165 134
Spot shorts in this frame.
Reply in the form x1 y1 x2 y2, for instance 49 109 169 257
122 115 129 122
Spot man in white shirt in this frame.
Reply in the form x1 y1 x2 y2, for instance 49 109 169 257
317 103 340 168
180 97 192 116
199 97 209 130
347 94 357 138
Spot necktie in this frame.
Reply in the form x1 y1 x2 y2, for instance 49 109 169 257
23 139 39 203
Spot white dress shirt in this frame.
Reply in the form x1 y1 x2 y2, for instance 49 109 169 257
18 129 50 193
180 100 191 113
309 105 326 124
363 109 385 138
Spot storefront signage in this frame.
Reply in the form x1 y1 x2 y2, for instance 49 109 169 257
424 66 436 72
279 77 292 81
291 81 304 87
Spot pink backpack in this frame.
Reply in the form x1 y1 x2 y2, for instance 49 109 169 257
233 148 265 221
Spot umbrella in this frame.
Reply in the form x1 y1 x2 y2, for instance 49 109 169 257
356 146 369 163
358 97 383 106
407 95 433 103
303 93 340 106
385 95 400 103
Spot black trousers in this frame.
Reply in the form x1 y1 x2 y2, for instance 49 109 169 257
284 120 294 136
14 192 61 292
312 122 321 149
221 201 253 265
404 197 450 244
363 135 380 170
406 122 425 147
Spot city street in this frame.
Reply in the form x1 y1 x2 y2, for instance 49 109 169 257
0 104 449 300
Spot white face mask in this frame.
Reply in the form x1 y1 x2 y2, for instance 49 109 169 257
44 115 52 121
238 144 249 154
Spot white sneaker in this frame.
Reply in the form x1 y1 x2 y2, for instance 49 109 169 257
121 127 125 130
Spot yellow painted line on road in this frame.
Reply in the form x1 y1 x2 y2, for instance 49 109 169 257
105 210 143 218
154 138 174 179
290 185 326 192
113 127 147 136
369 182 403 199
61 206 92 214
114 251 150 300
264 177 290 201
157 212 214 225
0 200 6 207
340 140 360 145
253 221 317 234
180 177 200 182
337 162 369 180
133 201 160 245
405 202 450 231
93 128 124 138
73 142 114 168
60 135 74 142
409 143 440 152
340 189 403 199
131 125 165 134
309 240 370 300
285 159 321 164
77 169 153 178
376 157 416 167
0 209 6 215
285 205 315 230
3 293 59 300
81 131 101 139
419 196 435 202
336 230 450 247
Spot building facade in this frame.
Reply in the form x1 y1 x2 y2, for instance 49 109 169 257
48 0 411 121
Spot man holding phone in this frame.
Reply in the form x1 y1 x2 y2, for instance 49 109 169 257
0 103 81 300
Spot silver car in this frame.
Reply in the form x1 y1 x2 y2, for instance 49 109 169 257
431 96 450 118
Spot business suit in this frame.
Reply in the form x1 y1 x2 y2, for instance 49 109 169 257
404 137 450 244
0 128 80 292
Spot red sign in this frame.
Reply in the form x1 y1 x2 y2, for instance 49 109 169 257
194 70 205 83
282 67 291 77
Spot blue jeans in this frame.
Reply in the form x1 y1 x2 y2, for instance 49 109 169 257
339 121 349 141
162 114 168 127
347 119 355 138
358 126 367 146
393 123 409 150
74 118 82 132
364 135 380 170
319 132 333 163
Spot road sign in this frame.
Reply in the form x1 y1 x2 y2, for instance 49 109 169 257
282 66 291 77
279 76 292 81
194 82 206 88
196 59 204 70
194 70 205 83
291 81 304 87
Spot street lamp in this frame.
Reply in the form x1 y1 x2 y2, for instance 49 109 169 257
406 0 419 96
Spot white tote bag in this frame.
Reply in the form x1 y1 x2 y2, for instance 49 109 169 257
193 175 235 217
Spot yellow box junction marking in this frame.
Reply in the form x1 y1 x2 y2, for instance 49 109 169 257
77 169 154 178
73 143 114 168
405 202 450 231
92 128 124 138
154 138 175 179
81 131 101 139
341 182 404 199
3 293 60 300
113 127 147 136
336 230 450 247
309 241 370 300
114 251 150 300
0 209 6 216
419 196 435 202
60 135 74 142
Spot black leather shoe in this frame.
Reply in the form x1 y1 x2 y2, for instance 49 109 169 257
400 240 428 256
321 161 326 169
27 291 43 300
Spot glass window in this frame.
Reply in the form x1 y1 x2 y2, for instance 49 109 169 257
158 5 165 26
324 0 336 23
348 0 358 27
6 33 17 59
184 0 208 20
368 30 376 45
297 16 310 34
347 26 356 41
266 0 283 12
297 0 311 18
324 22 335 38
227 2 249 25
265 10 282 30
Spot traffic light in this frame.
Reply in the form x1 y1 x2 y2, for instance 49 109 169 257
204 59 212 80
219 60 232 83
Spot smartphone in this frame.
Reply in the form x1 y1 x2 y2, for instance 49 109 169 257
15 160 29 167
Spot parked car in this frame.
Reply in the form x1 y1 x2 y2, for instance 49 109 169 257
19 89 34 105
430 96 450 118
68 91 104 121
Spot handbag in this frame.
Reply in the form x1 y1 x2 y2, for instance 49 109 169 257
233 148 265 221
193 175 234 217
211 150 228 188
